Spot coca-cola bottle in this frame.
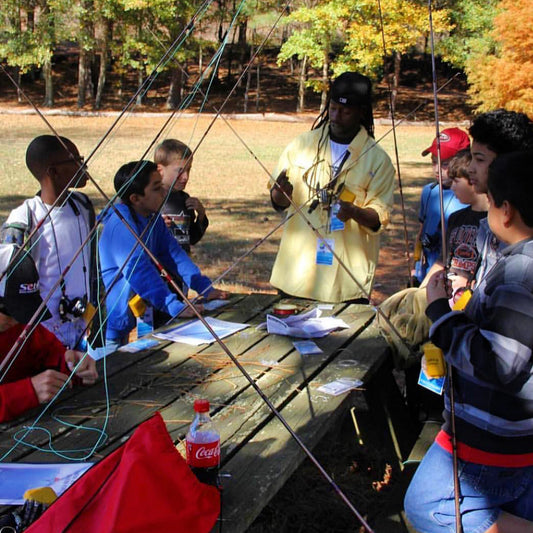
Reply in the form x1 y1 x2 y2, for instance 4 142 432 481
186 399 220 486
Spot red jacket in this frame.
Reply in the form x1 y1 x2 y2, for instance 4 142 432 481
0 323 67 422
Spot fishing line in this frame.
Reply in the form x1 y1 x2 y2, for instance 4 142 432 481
428 1 462 531
1 7 462 527
376 0 413 284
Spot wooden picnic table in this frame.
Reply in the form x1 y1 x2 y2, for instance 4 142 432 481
0 292 399 532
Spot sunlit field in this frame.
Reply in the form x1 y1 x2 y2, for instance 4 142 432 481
0 112 449 300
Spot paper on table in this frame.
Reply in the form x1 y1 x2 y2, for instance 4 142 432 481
154 317 248 345
317 378 363 396
202 299 231 312
0 463 92 505
265 308 349 338
118 338 159 353
293 340 323 355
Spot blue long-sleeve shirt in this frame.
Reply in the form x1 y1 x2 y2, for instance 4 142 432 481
99 203 212 339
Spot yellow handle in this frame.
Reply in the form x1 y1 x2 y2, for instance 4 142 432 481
128 294 147 318
452 288 472 311
413 240 423 261
423 342 446 378
339 188 356 203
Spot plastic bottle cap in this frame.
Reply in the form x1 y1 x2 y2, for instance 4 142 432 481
193 399 210 413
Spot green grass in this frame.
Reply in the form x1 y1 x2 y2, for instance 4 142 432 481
0 112 445 298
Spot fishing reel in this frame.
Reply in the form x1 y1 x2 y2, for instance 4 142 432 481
59 294 87 322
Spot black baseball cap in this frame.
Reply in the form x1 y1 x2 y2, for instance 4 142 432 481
330 72 372 107
0 244 51 324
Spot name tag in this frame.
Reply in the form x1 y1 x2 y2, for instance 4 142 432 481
316 238 334 265
329 203 345 232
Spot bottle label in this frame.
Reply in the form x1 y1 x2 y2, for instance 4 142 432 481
186 439 220 468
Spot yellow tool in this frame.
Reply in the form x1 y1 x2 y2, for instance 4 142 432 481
128 294 146 318
452 288 472 311
338 187 356 203
423 342 446 378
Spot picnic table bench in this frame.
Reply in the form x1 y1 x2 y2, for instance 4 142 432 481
0 292 405 532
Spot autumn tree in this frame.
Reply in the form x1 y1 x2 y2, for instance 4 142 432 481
437 0 499 70
278 0 451 113
466 0 533 115
0 0 59 106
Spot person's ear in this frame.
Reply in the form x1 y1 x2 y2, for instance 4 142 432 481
46 164 58 179
129 193 141 207
502 200 514 227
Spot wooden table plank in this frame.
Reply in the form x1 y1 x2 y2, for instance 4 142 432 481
0 294 395 533
0 294 278 462
214 321 390 533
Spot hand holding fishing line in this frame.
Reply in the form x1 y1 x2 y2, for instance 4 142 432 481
271 169 293 208
185 196 206 220
426 268 451 304
31 369 71 403
64 349 98 385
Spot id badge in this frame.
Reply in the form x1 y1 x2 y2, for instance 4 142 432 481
137 306 154 338
316 238 334 266
329 203 345 232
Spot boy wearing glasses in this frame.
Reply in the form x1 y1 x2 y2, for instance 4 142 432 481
0 135 101 352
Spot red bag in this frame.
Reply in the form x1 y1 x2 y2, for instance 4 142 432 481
26 412 220 533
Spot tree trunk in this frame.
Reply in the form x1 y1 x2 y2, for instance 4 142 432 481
78 49 90 107
238 19 247 47
16 68 23 103
198 41 203 73
255 61 260 112
42 58 54 107
94 19 111 110
320 52 329 114
297 55 308 113
243 44 253 113
167 67 183 109
136 69 143 106
391 50 401 116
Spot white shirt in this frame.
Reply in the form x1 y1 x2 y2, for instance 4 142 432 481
5 196 91 347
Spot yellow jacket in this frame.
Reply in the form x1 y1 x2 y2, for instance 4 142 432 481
270 124 395 302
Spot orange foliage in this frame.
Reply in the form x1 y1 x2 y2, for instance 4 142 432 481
467 0 533 116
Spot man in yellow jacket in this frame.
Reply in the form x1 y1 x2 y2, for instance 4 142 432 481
270 72 395 303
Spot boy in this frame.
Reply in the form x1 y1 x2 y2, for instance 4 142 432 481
405 151 533 532
413 128 470 285
445 150 488 302
99 161 227 351
1 135 101 351
155 139 208 254
0 243 97 423
467 109 533 281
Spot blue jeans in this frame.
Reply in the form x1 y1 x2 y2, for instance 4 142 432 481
404 442 533 533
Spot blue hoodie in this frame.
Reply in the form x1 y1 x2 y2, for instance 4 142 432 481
99 203 212 340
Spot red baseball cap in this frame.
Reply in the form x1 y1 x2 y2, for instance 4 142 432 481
421 128 470 161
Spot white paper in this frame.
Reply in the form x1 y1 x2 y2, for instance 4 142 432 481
0 463 92 505
317 378 363 396
154 317 248 345
118 338 159 353
293 340 323 355
265 308 349 338
202 299 231 312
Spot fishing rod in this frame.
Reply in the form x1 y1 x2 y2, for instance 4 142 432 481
427 1 462 532
376 0 413 286
0 28 377 533
0 0 214 283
